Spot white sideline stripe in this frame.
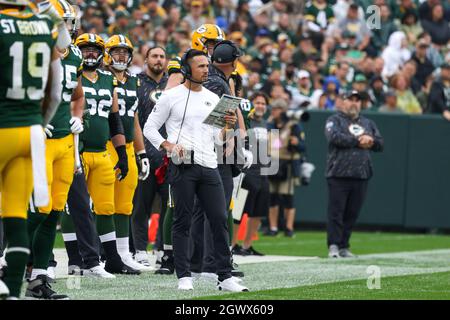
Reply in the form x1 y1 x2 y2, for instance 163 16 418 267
6 247 30 255
62 233 77 242
99 231 116 243
48 248 450 300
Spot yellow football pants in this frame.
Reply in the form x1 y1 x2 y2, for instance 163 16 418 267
81 150 115 215
106 141 138 215
38 134 75 214
0 127 33 219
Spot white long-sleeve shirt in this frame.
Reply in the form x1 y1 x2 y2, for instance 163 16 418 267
144 84 222 169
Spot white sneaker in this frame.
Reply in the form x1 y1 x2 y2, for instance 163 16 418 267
0 279 9 299
217 277 249 292
178 277 193 290
328 244 340 258
122 253 154 272
134 250 152 268
191 272 201 279
47 266 56 280
84 265 116 279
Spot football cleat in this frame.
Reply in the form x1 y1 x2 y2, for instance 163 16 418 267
83 265 115 279
25 275 69 300
105 262 141 275
217 277 249 292
134 250 152 268
121 253 154 272
155 251 174 275
241 246 265 256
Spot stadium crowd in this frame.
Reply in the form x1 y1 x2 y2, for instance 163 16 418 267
74 0 450 117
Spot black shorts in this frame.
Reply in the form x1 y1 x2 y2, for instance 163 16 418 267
242 174 270 218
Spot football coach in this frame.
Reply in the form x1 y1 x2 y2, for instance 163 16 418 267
143 49 248 292
325 91 384 259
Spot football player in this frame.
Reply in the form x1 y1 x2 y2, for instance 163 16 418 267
104 34 151 271
25 0 84 300
74 33 139 275
0 0 62 299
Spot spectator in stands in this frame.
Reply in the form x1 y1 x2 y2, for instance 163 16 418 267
370 4 397 56
321 76 340 110
401 59 421 94
381 31 411 78
304 0 335 49
411 38 435 89
368 75 388 109
390 73 422 114
338 4 372 54
421 3 450 46
427 63 450 120
182 0 207 30
379 91 404 113
400 8 423 45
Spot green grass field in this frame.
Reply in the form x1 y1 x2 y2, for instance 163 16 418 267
49 231 450 300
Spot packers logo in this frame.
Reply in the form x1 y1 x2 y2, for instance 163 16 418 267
205 101 212 107
149 89 163 103
348 124 365 137
196 25 207 34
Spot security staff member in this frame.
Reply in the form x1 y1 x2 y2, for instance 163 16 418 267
144 49 248 292
325 90 384 258
132 46 169 267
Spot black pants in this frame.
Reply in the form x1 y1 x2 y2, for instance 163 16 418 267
131 171 168 252
189 165 233 273
170 163 231 281
327 178 368 249
66 172 100 269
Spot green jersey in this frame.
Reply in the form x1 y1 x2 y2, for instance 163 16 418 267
49 44 83 139
81 69 117 152
305 1 335 29
115 72 139 143
0 9 56 128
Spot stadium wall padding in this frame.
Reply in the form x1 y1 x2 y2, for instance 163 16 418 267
294 110 450 229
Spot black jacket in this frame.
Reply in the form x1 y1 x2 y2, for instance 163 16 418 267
203 64 231 97
427 79 450 114
325 112 383 179
137 72 168 169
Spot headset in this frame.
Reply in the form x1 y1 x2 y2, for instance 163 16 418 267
180 49 208 84
211 40 242 63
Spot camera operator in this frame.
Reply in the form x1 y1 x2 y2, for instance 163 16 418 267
143 49 248 292
266 99 306 238
325 91 384 258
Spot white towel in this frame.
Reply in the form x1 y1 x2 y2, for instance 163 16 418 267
30 125 49 207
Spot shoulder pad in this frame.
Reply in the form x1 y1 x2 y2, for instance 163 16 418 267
98 69 113 76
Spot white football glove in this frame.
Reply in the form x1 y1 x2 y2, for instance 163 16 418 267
137 151 150 180
38 1 71 49
242 148 253 169
44 124 54 138
70 117 84 134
